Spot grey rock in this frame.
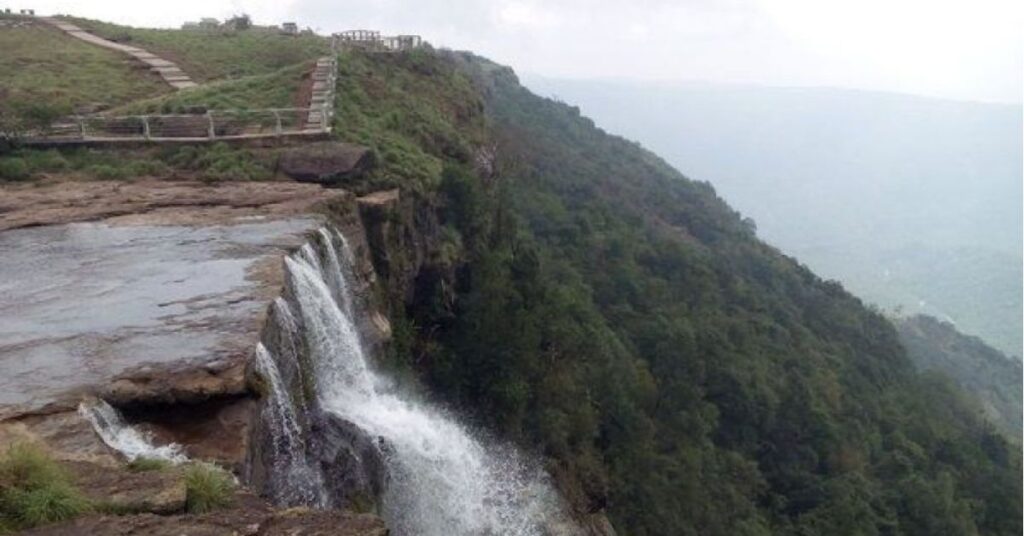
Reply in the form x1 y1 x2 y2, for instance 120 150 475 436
279 142 376 184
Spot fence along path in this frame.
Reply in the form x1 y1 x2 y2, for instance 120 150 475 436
40 17 198 89
23 55 338 145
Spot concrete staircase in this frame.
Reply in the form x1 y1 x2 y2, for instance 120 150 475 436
305 56 337 131
40 17 198 90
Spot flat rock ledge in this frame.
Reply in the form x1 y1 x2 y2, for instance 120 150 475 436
0 179 348 232
102 360 248 407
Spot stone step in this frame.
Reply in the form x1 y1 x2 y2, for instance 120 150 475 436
40 17 197 91
140 58 175 68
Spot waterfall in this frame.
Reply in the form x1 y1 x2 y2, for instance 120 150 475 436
253 341 328 507
264 228 569 536
79 399 188 464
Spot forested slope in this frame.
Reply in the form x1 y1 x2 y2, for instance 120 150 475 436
374 51 1020 535
897 315 1022 442
522 77 1023 359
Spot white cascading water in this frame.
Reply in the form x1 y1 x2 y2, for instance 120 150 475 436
78 399 188 464
254 338 328 507
282 229 569 536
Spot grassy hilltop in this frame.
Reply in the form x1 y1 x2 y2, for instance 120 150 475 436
0 15 330 181
0 15 327 120
0 19 169 116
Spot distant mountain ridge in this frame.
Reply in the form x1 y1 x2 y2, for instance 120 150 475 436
522 76 1023 358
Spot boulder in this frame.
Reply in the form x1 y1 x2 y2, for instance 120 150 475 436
311 411 388 512
279 143 375 184
356 189 399 214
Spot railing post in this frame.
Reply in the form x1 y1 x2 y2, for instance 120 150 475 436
321 105 328 131
77 116 86 140
206 111 215 140
273 110 282 136
141 116 151 140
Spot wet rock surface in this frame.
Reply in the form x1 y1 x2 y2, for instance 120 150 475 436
0 218 316 417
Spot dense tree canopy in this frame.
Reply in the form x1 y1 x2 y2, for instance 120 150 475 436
345 49 1021 535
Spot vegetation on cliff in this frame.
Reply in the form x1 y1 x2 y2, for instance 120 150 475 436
339 49 1020 535
896 314 1022 441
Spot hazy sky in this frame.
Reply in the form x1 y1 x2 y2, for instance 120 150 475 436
23 0 1024 103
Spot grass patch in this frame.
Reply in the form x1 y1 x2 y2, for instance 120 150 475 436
0 21 169 118
0 443 90 530
66 17 329 83
0 147 158 182
331 48 487 193
184 463 234 514
112 62 312 115
0 158 30 181
0 144 276 183
126 457 172 473
160 143 274 182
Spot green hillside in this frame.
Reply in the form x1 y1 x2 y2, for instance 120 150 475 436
897 314 1022 441
523 78 1023 359
332 49 1020 535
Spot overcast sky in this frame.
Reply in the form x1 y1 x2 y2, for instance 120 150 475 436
23 0 1024 103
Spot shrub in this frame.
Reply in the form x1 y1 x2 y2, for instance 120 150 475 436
126 159 168 178
184 464 234 514
0 158 29 181
0 444 90 530
85 164 128 181
126 458 171 473
160 143 271 182
2 486 89 527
